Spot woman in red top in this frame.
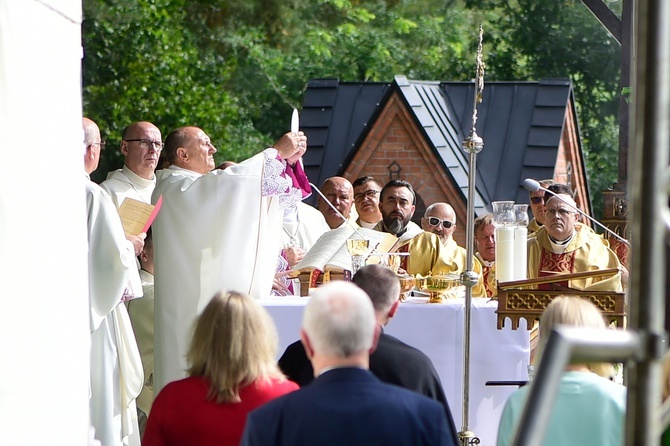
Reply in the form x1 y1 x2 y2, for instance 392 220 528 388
143 291 298 446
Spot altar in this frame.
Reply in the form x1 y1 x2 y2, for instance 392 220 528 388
260 296 530 445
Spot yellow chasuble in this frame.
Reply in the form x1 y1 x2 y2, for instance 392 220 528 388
528 218 542 236
527 226 622 292
396 233 486 297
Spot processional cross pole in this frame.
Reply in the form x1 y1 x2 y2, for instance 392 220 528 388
458 25 485 446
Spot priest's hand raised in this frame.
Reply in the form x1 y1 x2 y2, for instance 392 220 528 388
273 131 307 165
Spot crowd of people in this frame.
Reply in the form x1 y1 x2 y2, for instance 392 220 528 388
83 117 627 446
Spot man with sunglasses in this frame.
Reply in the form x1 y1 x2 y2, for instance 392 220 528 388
527 193 623 291
101 121 162 208
419 202 486 297
421 203 458 246
527 179 556 235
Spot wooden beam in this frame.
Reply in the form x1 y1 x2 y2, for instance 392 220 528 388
581 0 622 44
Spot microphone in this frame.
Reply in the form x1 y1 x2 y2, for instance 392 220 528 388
522 178 630 246
522 178 543 193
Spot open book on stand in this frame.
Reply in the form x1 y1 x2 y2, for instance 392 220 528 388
293 226 398 274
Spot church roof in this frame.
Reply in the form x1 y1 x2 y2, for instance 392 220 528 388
300 76 579 211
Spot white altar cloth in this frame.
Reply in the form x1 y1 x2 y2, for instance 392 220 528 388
260 297 530 446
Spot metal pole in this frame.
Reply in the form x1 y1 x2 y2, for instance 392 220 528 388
626 0 670 444
514 327 642 446
458 25 485 446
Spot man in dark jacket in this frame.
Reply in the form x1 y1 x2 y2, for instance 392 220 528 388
278 264 456 429
243 281 458 446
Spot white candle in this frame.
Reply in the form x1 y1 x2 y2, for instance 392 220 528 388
514 227 528 280
495 227 515 282
291 109 299 134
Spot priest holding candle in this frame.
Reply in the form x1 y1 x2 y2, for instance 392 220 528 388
151 125 310 394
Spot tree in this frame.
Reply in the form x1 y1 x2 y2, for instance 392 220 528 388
82 0 264 181
465 0 622 217
83 0 621 219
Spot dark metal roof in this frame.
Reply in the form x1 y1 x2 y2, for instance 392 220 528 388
300 76 574 211
301 78 391 187
441 78 572 207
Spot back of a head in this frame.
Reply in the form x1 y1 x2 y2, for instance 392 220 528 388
187 291 281 403
83 118 99 146
538 295 611 376
163 127 193 166
352 264 400 316
303 281 376 358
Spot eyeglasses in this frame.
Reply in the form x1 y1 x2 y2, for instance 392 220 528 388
427 217 454 229
90 140 106 149
124 139 164 150
530 197 544 204
545 208 574 218
354 190 380 202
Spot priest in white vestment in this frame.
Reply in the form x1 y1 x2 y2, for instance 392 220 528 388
100 121 162 207
84 118 144 446
151 126 309 393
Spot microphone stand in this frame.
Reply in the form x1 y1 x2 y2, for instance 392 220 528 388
308 182 392 261
522 179 630 247
308 182 372 242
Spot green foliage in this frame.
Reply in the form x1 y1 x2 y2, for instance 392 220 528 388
82 0 266 181
83 0 623 219
465 0 622 217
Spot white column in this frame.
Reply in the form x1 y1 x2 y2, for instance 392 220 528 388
0 1 90 445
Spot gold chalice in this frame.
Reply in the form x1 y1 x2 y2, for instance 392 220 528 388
383 253 402 274
346 238 369 275
422 275 461 303
397 275 415 302
346 238 369 256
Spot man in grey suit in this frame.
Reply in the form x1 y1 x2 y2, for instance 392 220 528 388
242 281 458 446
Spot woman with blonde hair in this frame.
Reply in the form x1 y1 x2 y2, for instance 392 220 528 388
497 296 626 446
143 291 298 446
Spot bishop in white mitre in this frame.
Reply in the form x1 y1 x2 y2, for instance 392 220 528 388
84 118 144 446
151 126 308 393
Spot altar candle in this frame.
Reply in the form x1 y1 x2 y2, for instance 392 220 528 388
495 227 515 282
513 226 528 280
